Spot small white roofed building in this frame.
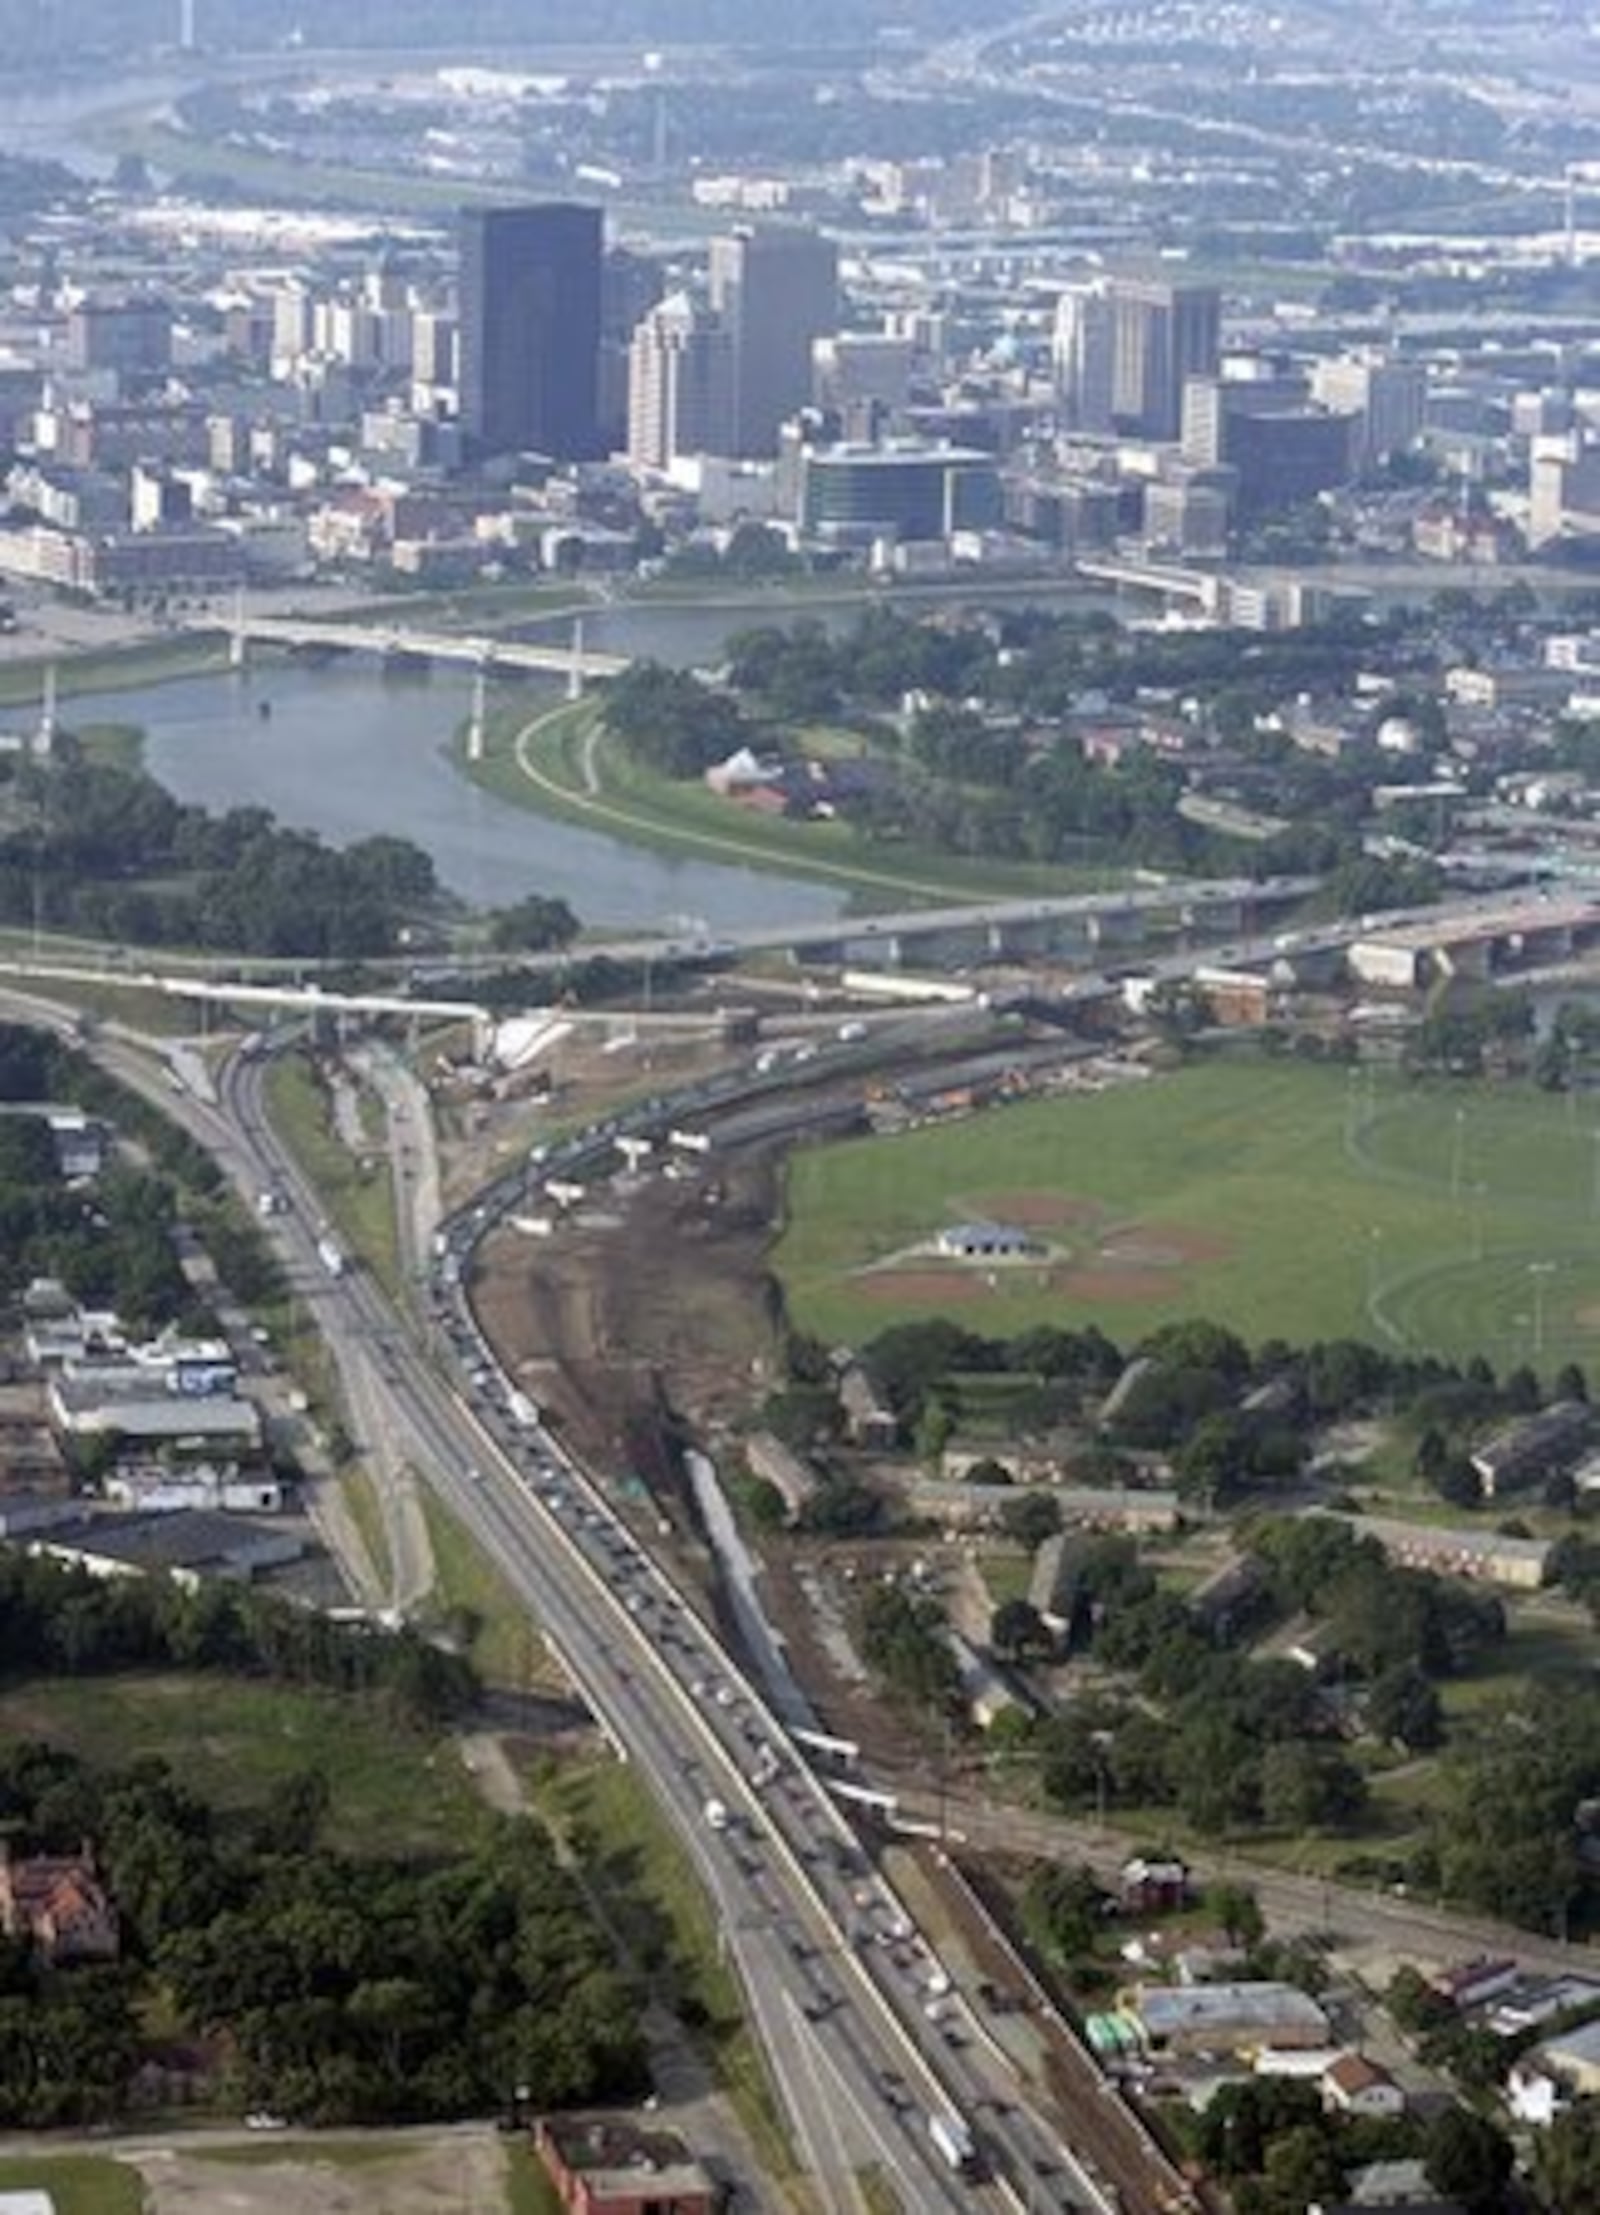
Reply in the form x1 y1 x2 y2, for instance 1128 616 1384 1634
934 1220 1041 1261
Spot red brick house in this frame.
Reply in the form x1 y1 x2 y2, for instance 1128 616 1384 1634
534 2116 718 2215
0 1846 120 1965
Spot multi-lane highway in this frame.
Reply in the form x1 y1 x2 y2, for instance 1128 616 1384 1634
0 976 1201 2210
205 1042 1161 2215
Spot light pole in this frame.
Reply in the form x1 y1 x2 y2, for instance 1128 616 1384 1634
1451 1107 1466 1204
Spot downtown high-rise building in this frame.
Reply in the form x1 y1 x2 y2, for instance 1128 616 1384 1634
627 292 734 470
1052 280 1117 434
708 225 839 457
1052 275 1220 442
1108 278 1221 441
458 203 603 462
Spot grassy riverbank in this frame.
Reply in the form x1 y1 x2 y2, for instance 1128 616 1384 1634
457 696 1129 912
0 633 229 708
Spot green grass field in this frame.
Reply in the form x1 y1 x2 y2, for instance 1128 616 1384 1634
0 1675 481 1860
776 1058 1600 1365
0 2157 144 2214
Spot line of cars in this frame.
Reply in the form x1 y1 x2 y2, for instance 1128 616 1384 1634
418 1045 1112 2214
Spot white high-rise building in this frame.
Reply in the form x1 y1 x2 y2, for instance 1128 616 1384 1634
1052 281 1116 435
627 292 735 470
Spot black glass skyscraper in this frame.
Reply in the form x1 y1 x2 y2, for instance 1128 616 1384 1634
459 204 602 462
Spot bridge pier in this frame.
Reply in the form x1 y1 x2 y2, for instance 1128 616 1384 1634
1086 908 1147 948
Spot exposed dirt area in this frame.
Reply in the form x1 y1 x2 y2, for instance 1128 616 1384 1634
1102 1221 1232 1267
472 1146 781 1481
969 1190 1108 1230
1053 1265 1183 1303
860 1265 989 1305
132 2134 511 2215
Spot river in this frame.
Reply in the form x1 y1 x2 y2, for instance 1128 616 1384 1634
102 659 847 932
84 581 1130 929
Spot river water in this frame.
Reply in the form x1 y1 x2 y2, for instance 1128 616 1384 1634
84 583 1124 928
104 658 846 932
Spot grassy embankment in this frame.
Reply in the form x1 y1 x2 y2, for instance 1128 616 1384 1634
262 1050 404 1302
531 1755 803 2204
460 694 1129 911
0 634 227 708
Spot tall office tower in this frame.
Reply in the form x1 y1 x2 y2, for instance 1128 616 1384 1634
1108 278 1221 441
708 225 839 457
458 203 602 463
600 245 665 452
627 293 734 469
1052 280 1116 434
65 295 174 380
1310 351 1426 473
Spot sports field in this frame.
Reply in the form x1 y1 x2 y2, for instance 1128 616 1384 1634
774 1059 1600 1365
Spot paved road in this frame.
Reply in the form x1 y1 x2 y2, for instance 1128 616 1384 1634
215 1051 1078 2215
912 1796 1595 1982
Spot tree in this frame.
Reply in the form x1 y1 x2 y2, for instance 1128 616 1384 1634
1423 2105 1514 2213
1019 1863 1106 1964
487 894 579 952
1366 1663 1445 1752
999 1493 1062 1549
1174 1412 1247 1509
914 1399 954 1467
1210 1883 1265 1949
1256 2123 1347 2214
1533 2098 1600 2214
991 1599 1047 1660
1261 1742 1367 1833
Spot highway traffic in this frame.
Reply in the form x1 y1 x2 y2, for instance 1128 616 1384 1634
212 1042 1136 2215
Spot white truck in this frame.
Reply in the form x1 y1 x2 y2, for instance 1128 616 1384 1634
702 1798 730 1832
316 1234 347 1279
928 2111 977 2176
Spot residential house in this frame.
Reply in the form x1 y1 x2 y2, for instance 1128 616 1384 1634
1323 2052 1406 2118
0 1847 119 1965
1507 2016 1600 2125
1119 1857 1192 1916
1427 1956 1519 2013
1313 2156 1463 2213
